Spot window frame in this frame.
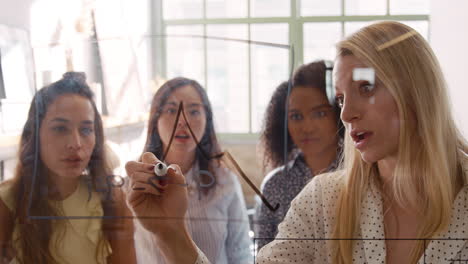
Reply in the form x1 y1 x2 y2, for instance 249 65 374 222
154 0 429 136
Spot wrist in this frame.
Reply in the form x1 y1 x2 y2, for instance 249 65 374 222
154 222 198 263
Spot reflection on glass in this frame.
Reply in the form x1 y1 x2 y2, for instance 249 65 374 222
250 23 289 132
345 0 386 15
206 0 247 18
206 24 249 133
301 0 341 16
250 0 290 17
390 0 429 15
304 22 342 62
163 0 203 19
166 25 205 86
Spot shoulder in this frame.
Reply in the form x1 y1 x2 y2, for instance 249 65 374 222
260 165 287 192
212 165 238 185
292 169 345 209
260 157 310 191
0 180 15 211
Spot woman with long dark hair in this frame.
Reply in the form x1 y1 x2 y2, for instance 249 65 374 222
132 77 252 264
0 72 136 264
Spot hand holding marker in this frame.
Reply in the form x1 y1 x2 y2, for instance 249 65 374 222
132 102 278 211
154 161 168 178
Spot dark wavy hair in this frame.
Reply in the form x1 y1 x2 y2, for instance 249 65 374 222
260 60 345 169
143 77 221 193
7 72 113 264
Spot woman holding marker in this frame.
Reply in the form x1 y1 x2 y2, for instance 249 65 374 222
0 72 136 264
126 21 468 264
131 77 252 264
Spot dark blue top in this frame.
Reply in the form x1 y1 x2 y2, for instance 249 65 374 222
253 153 339 250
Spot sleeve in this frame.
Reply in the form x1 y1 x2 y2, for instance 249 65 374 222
255 176 325 264
225 171 254 264
253 173 283 250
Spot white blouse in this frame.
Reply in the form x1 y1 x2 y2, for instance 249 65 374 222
195 157 468 263
135 164 252 264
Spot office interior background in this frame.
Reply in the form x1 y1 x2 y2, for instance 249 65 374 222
0 0 467 211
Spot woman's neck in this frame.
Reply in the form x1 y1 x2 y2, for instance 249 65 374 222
377 157 397 186
304 143 338 175
47 172 81 200
165 151 196 174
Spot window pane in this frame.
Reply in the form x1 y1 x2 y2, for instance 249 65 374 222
206 25 249 133
301 0 341 16
206 0 247 18
166 26 205 85
250 0 290 17
163 0 203 19
250 24 289 132
390 0 429 15
344 21 375 36
345 20 429 41
304 22 342 62
398 21 429 40
345 0 386 15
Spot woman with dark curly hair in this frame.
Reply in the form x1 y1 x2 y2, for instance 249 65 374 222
254 60 344 250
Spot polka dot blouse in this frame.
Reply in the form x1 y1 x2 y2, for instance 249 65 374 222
255 169 468 264
196 160 468 264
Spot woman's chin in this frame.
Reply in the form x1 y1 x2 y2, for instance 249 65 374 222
359 151 379 164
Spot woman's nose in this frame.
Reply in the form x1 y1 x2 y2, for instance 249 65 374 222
340 97 361 124
67 130 82 150
177 116 188 127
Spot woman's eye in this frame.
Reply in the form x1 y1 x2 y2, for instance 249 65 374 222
81 127 94 136
335 96 344 108
189 110 200 116
52 126 67 133
166 108 177 114
313 111 327 118
289 113 303 121
360 83 375 94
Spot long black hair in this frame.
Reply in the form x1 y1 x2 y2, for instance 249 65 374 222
260 60 344 169
143 77 221 193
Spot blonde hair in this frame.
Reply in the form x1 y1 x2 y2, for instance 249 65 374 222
331 21 468 263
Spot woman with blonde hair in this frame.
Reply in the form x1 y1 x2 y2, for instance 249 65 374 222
255 21 468 263
123 21 468 264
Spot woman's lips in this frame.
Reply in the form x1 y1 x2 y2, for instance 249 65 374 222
63 158 83 167
174 133 190 142
300 138 320 144
352 131 373 150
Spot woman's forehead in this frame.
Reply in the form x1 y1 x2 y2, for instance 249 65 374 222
333 56 374 88
45 94 94 121
167 85 203 104
334 56 367 76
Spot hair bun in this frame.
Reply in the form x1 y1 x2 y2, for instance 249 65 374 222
62 72 87 83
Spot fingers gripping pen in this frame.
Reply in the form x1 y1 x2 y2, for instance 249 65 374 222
143 161 168 191
146 161 188 189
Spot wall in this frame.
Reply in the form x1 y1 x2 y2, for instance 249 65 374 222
431 0 468 138
0 0 31 31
